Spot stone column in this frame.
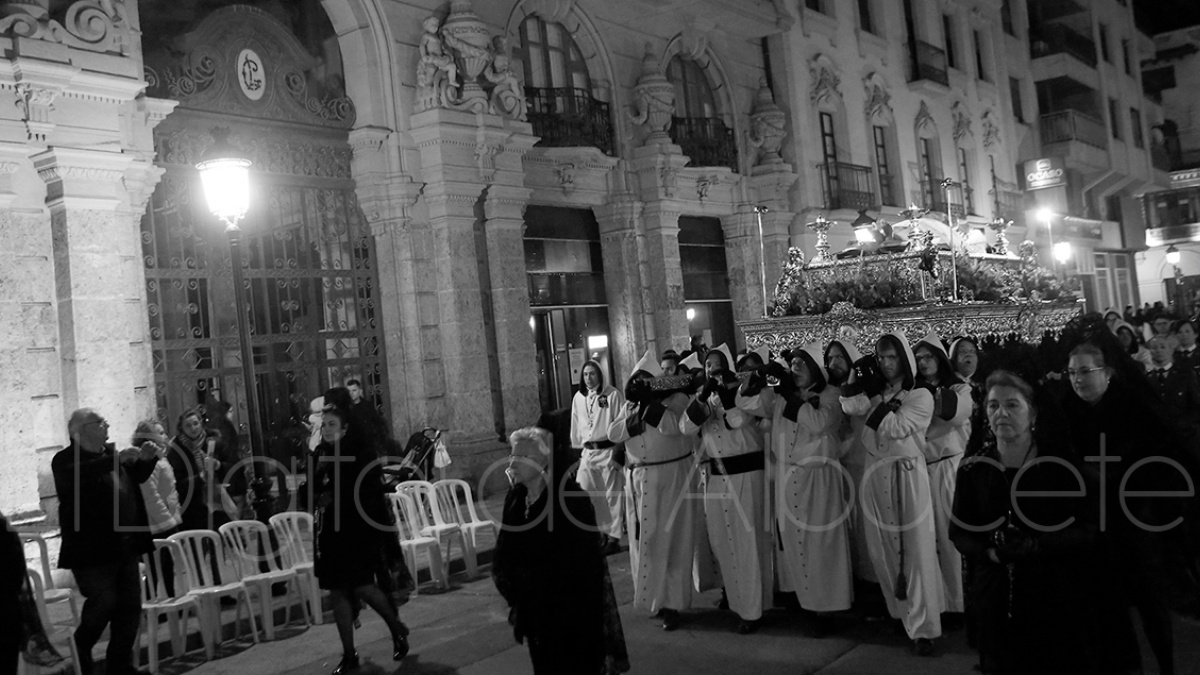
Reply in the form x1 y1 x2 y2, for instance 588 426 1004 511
630 145 691 355
409 108 501 444
594 194 647 382
483 180 540 435
349 126 425 437
33 147 143 434
720 206 766 348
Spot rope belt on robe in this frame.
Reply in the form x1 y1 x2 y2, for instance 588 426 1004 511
625 451 694 542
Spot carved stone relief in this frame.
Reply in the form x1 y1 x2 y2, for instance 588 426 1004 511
951 102 973 142
809 54 842 107
749 78 787 167
0 0 133 55
863 72 893 125
981 110 1000 148
629 43 676 145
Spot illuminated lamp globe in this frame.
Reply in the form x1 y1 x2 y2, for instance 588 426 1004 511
1053 241 1073 263
196 129 251 227
1167 245 1181 266
1036 207 1054 224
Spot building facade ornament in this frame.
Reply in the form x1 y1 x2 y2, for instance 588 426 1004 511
525 0 576 23
915 100 936 135
981 109 1000 147
629 43 676 145
0 0 133 55
557 163 576 195
809 54 842 106
749 78 787 167
13 83 61 143
863 72 893 124
415 0 528 120
951 101 973 142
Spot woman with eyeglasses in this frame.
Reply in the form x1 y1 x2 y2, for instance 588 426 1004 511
1061 338 1187 675
1113 320 1152 372
951 370 1116 674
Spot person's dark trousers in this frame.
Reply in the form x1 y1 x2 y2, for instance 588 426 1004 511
0 602 18 675
73 558 142 674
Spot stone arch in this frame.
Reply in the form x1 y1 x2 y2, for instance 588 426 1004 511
661 33 745 172
320 0 405 141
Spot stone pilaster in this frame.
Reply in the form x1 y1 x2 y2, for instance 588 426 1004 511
409 108 507 444
720 206 767 347
349 126 426 438
482 183 538 434
594 194 647 381
33 146 143 437
631 144 691 355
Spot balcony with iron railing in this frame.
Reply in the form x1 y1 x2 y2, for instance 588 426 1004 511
671 117 738 172
991 176 1025 225
918 178 949 214
1029 24 1097 67
818 161 879 211
525 87 615 155
1040 109 1107 149
1143 185 1200 245
907 40 949 87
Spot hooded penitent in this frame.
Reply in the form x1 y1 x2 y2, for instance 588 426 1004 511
678 352 701 372
916 330 960 385
707 343 735 373
877 331 918 388
794 342 829 390
630 348 664 380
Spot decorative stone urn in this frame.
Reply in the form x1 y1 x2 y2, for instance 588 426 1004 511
629 43 675 146
440 0 493 104
749 78 787 166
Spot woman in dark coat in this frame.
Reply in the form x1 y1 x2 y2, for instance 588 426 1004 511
951 370 1123 674
1058 339 1190 675
312 405 409 674
493 424 629 675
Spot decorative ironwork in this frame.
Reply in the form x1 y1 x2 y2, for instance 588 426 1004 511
525 86 614 154
818 161 878 211
909 40 949 87
671 116 738 172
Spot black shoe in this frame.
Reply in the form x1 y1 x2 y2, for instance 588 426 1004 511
392 634 409 661
661 609 680 631
332 651 359 674
736 619 760 635
914 638 935 656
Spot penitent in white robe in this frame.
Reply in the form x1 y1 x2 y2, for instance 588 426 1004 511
740 386 853 612
608 393 697 613
570 385 626 540
841 384 943 640
681 391 770 621
924 381 972 613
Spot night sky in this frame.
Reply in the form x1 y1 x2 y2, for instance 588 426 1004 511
1134 0 1200 34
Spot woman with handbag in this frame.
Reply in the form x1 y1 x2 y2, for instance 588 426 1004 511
312 405 409 675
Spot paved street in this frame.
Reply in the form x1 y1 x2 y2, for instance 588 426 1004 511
158 547 1200 675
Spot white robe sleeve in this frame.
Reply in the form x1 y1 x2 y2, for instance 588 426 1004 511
795 387 844 437
840 391 873 417
735 388 776 418
569 392 585 449
876 388 935 439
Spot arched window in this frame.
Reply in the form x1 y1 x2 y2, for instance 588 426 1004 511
666 56 736 171
517 15 613 153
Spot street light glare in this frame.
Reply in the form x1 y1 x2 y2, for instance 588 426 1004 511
1036 208 1054 223
686 307 696 321
1167 245 1181 265
1053 241 1072 263
197 156 251 226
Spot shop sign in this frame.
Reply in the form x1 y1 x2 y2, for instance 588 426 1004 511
1024 157 1066 190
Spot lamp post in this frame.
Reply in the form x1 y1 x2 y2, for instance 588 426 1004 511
196 129 269 516
941 178 960 302
1037 207 1058 274
754 205 769 316
1167 245 1185 312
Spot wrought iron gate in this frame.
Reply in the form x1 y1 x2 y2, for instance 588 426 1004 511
140 5 387 452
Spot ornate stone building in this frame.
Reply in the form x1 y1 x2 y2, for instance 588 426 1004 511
5 0 1143 521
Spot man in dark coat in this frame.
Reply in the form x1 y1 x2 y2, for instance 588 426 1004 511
52 408 157 675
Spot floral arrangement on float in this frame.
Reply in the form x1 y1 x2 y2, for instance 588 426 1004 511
740 208 1083 355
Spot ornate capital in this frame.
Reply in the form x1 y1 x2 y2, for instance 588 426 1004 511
13 83 61 143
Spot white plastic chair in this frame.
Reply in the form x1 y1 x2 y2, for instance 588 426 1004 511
218 520 311 640
20 568 82 675
136 540 204 672
386 492 447 594
18 531 80 626
397 480 470 579
167 529 259 653
432 479 494 578
268 511 323 624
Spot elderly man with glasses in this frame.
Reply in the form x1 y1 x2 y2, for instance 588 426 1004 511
52 408 159 675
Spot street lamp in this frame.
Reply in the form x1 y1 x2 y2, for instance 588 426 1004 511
1166 245 1185 312
197 128 268 515
754 205 770 316
1053 241 1073 264
1167 245 1181 266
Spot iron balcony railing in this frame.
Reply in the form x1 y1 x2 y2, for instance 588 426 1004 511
818 161 879 211
1040 109 1108 149
908 40 949 87
991 175 1025 224
670 116 738 172
525 86 615 155
1030 24 1097 67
